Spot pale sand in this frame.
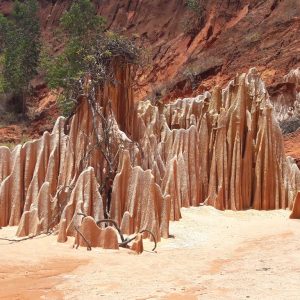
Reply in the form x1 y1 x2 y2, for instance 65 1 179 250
0 206 299 299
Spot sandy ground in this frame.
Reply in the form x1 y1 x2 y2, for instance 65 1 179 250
0 206 300 300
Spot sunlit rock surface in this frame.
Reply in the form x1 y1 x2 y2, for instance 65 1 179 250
0 67 300 249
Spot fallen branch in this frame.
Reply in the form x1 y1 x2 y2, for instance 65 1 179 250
139 229 157 251
118 229 157 252
76 215 157 252
74 225 92 251
96 219 125 242
0 231 52 243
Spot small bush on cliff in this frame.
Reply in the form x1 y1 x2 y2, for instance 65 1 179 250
0 0 41 114
182 0 206 36
43 0 141 117
280 116 300 134
186 0 202 14
0 55 4 94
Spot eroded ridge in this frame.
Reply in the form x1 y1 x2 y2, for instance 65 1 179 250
0 67 299 251
132 68 300 212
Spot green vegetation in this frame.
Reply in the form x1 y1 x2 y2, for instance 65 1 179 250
0 0 41 114
0 55 4 93
245 32 262 44
43 0 141 116
0 141 16 150
44 0 106 90
186 0 202 14
182 0 206 36
0 0 141 118
280 116 300 134
0 135 30 150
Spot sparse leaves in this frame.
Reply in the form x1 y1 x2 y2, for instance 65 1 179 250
60 0 105 39
280 116 300 134
182 0 206 36
186 0 202 14
43 0 141 116
0 0 41 113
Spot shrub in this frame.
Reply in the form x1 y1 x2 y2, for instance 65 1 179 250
280 116 300 134
43 0 141 116
57 94 77 118
0 55 4 93
182 0 206 36
186 0 202 14
0 0 41 115
0 142 16 149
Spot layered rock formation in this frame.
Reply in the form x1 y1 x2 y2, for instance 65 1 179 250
0 67 300 251
132 69 300 213
110 151 170 241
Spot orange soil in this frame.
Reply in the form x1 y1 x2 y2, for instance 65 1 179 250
1 260 82 299
284 129 300 166
0 90 59 144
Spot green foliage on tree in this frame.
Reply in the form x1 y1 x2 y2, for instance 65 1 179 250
60 0 105 39
0 15 9 94
0 0 41 113
43 0 140 117
43 0 105 90
0 55 4 94
0 14 8 52
186 0 202 14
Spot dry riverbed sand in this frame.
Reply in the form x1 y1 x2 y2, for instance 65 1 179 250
0 206 299 300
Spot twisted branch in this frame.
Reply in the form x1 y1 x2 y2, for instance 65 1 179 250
118 229 157 252
96 219 125 242
0 231 52 244
139 229 157 251
74 225 92 251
